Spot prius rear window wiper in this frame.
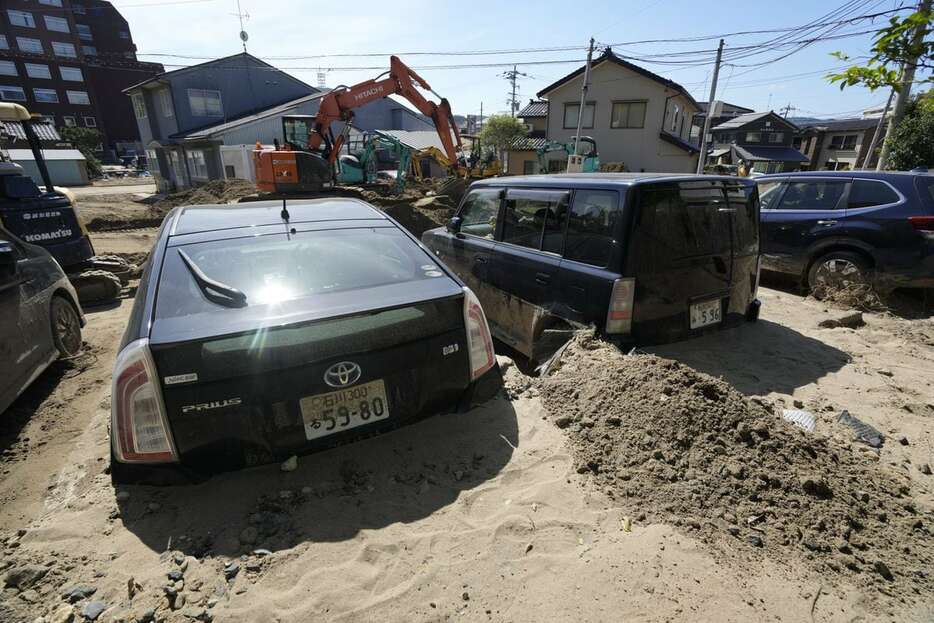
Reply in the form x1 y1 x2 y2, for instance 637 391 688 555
177 249 248 308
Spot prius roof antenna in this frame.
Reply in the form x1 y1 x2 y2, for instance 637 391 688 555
280 198 290 223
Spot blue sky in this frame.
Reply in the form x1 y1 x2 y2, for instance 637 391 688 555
114 0 925 120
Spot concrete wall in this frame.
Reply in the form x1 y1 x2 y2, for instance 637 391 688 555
543 61 698 172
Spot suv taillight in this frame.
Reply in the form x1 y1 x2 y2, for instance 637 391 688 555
111 338 177 463
463 287 495 381
606 278 635 334
909 216 934 238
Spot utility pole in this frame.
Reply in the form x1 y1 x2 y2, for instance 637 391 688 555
572 38 595 159
862 88 895 169
501 65 529 117
877 0 931 170
779 103 796 118
696 39 724 174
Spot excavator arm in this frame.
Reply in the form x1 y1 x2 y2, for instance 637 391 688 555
308 56 462 166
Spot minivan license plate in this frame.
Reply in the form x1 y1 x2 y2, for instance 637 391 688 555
690 299 722 329
300 379 389 441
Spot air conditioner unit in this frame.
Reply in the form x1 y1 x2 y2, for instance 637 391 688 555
521 123 534 133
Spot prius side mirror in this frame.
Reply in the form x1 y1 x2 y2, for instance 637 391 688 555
447 216 463 233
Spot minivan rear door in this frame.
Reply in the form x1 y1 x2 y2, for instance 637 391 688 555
626 180 733 343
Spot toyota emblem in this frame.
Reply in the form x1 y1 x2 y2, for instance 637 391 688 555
324 361 362 388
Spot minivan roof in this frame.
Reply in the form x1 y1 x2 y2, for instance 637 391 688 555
470 172 752 189
757 170 933 181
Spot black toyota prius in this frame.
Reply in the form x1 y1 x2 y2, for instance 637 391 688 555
111 198 500 484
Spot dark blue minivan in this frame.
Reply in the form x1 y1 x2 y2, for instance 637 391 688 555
422 173 761 360
756 171 934 292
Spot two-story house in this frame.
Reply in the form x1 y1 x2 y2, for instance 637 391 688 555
709 111 808 174
795 117 884 171
507 99 550 175
534 49 700 173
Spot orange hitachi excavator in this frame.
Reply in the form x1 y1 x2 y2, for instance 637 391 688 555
254 56 462 193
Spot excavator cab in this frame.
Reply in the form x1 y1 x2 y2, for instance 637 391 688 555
0 103 131 305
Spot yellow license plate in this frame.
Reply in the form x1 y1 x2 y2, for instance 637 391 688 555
299 379 389 441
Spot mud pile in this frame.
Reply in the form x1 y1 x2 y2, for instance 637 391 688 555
538 333 933 597
152 179 257 213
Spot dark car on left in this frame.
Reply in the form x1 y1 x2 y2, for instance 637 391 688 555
0 223 84 415
111 198 501 484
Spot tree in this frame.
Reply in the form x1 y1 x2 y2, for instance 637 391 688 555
60 126 103 177
827 5 932 91
882 93 934 170
478 114 527 172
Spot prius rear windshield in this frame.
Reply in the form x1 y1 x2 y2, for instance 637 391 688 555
156 227 444 319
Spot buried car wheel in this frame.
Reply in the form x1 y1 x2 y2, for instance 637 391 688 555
808 251 870 295
50 296 82 358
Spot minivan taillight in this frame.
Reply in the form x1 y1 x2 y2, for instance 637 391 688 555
111 338 177 463
606 278 635 334
909 216 934 237
463 287 495 381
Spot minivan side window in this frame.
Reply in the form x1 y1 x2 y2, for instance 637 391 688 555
847 179 900 209
458 189 500 238
500 190 569 252
777 181 846 210
563 190 621 267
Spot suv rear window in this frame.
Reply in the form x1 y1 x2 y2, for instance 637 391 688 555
914 177 934 211
156 227 442 319
848 179 900 209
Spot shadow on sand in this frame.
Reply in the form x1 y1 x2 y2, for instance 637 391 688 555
117 398 518 557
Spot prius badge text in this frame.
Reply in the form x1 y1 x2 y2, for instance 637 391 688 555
181 397 242 414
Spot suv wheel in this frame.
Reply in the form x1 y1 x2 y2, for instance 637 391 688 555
50 296 82 358
808 251 870 293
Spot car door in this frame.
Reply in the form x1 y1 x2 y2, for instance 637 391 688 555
421 187 501 313
553 188 624 327
760 177 848 276
486 188 570 357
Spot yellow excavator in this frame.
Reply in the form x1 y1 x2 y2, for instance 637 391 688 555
0 103 132 305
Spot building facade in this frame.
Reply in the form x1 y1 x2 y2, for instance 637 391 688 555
0 0 162 161
795 117 885 171
536 50 700 173
710 111 808 173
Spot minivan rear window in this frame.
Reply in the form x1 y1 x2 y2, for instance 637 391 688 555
725 183 758 255
633 182 731 260
563 190 622 267
156 227 442 319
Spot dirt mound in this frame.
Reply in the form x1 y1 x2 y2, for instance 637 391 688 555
538 332 933 601
151 179 256 213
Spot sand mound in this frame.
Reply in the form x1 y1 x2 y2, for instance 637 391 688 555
538 332 933 598
152 179 257 213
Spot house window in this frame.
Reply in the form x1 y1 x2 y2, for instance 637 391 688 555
43 16 70 33
0 61 16 77
0 36 8 50
8 11 36 29
669 104 680 132
66 90 90 105
59 66 83 82
52 42 77 58
158 89 173 117
185 149 209 179
119 31 130 40
768 132 784 143
76 24 92 41
829 134 858 150
83 116 96 128
0 86 27 102
81 46 97 56
131 93 147 119
33 88 59 103
25 63 51 79
523 160 536 175
39 0 65 6
563 102 594 129
610 101 647 129
187 89 223 117
63 116 76 127
745 132 761 143
16 37 44 54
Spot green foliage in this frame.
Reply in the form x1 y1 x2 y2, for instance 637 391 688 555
828 8 933 91
883 94 934 170
479 114 528 154
60 126 103 177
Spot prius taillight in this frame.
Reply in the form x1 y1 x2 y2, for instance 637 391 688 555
111 339 177 464
605 278 635 334
462 287 496 380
